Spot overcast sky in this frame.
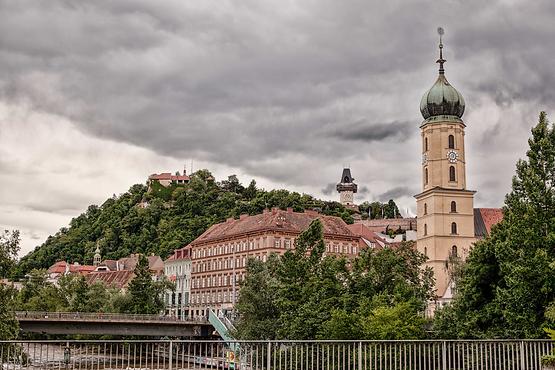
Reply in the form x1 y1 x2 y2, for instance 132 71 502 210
1 0 553 256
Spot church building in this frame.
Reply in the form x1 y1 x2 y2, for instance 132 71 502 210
415 29 502 306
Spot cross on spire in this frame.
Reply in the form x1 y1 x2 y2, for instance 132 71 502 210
437 27 446 74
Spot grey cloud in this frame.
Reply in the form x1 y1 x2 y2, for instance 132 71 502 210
331 121 412 143
378 187 416 202
0 0 554 254
322 183 336 196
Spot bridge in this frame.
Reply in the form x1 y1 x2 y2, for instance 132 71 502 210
15 311 215 337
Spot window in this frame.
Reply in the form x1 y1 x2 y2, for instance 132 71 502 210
448 135 455 149
451 222 458 234
451 201 457 213
449 166 456 181
425 137 428 151
274 239 281 248
424 224 428 236
425 168 429 184
424 247 428 257
451 245 458 257
424 203 428 215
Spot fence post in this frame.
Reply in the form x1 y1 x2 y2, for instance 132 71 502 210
358 342 362 369
442 341 447 370
520 340 526 370
168 340 173 370
267 341 271 370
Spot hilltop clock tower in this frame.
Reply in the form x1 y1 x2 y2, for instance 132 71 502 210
415 29 476 301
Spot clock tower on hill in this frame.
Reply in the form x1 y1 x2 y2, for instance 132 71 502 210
415 29 476 301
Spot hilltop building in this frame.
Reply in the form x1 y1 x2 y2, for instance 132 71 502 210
148 168 190 188
415 32 503 308
187 208 361 318
164 247 192 319
336 168 358 207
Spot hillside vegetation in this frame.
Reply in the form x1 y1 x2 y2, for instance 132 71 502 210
15 170 374 277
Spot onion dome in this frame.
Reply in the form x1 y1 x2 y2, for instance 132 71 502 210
420 28 465 120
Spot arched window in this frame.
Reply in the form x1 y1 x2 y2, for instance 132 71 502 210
451 222 457 234
424 203 428 215
425 137 428 151
424 247 428 257
449 166 456 181
448 135 455 149
451 201 457 213
451 245 458 257
425 168 429 184
424 224 428 236
344 176 349 182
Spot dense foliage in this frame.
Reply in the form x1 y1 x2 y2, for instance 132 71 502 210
0 231 20 339
234 219 434 340
15 266 172 315
15 170 400 277
434 112 555 338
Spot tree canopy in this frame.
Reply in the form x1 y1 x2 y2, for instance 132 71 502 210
434 112 555 338
234 219 433 340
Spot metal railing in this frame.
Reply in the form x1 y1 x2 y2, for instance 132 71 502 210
15 311 209 324
0 339 553 369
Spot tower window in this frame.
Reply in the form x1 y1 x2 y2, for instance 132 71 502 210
424 203 428 215
425 137 428 151
344 176 349 183
449 166 456 182
424 224 428 236
448 135 455 149
451 245 458 257
425 168 429 184
451 222 457 235
450 201 457 213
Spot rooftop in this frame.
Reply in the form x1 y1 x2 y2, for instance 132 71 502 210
191 208 357 245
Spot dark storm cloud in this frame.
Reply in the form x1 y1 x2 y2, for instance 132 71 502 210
331 121 412 142
378 187 415 202
0 0 554 211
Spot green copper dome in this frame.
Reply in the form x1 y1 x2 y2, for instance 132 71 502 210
420 74 465 120
420 29 465 121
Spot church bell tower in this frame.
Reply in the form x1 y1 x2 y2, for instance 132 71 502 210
415 28 476 301
337 168 357 206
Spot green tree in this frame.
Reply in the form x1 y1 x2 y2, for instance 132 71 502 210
0 285 19 340
124 254 173 314
1 230 20 278
434 112 555 338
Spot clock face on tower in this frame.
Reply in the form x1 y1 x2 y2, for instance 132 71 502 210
446 150 459 163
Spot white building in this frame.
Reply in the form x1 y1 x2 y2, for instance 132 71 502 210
164 246 192 319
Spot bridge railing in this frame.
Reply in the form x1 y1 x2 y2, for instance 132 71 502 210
0 339 553 370
15 311 209 324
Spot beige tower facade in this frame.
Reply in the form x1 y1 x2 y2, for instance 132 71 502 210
415 33 476 300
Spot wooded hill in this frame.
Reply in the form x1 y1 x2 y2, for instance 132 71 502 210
15 170 399 278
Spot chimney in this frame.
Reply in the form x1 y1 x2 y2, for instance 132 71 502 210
287 207 293 213
263 208 269 214
226 217 234 223
271 207 279 215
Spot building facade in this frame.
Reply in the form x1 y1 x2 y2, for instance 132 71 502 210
415 33 477 301
187 208 361 318
164 247 192 319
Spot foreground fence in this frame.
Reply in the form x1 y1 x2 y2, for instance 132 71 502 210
1 340 553 370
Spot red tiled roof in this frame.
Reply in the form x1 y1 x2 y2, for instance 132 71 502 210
474 208 504 238
149 173 190 181
191 208 356 245
85 270 135 289
48 261 95 275
346 224 384 244
165 247 191 262
357 218 417 233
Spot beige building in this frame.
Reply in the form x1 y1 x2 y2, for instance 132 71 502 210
187 208 361 318
164 247 192 319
